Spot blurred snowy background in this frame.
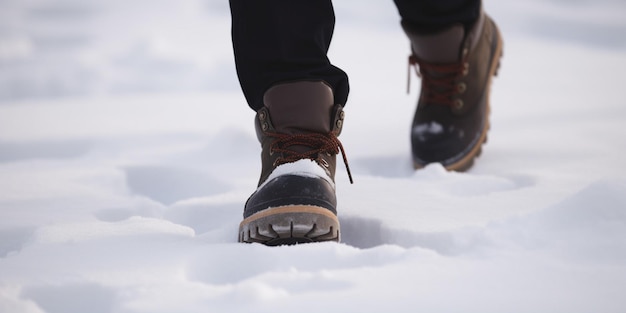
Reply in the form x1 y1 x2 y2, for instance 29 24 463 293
1 0 625 102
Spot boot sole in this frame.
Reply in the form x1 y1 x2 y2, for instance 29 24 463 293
414 20 504 172
238 205 340 246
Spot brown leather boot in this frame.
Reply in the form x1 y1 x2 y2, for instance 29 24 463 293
404 9 503 171
238 81 350 245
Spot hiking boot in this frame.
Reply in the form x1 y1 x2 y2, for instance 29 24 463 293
238 81 351 246
404 10 503 171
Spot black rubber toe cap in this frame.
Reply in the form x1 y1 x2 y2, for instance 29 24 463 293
244 175 337 219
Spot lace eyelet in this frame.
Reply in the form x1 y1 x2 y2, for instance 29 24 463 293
457 82 467 93
453 99 464 110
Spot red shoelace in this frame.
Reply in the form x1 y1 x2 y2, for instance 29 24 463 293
267 131 353 184
407 55 467 107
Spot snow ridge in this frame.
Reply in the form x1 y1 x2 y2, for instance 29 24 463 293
1 0 626 312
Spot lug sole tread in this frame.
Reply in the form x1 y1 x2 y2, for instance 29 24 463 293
239 205 340 246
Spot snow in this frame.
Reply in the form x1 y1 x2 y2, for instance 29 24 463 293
259 159 334 190
412 122 445 140
1 0 626 312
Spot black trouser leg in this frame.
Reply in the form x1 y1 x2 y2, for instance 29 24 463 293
393 0 482 31
229 0 481 111
229 0 349 111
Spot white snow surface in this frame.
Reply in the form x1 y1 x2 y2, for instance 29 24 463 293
1 0 626 312
259 159 334 191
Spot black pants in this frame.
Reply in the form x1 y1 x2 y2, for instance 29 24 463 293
230 0 481 111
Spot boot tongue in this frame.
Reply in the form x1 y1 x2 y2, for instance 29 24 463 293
263 81 333 135
407 24 465 63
